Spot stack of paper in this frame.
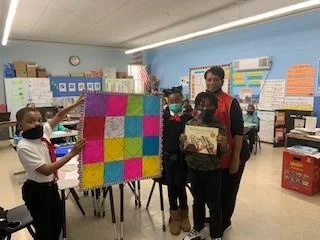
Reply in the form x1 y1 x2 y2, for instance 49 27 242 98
287 145 318 155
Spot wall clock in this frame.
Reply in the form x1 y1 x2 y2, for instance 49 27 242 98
69 56 80 66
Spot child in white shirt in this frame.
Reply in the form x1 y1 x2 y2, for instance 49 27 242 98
16 97 85 240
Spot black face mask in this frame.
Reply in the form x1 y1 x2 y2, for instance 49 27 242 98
200 110 214 123
22 126 43 139
247 111 254 115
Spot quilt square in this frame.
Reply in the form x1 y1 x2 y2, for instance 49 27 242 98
85 93 107 116
104 161 124 184
106 95 127 116
124 158 142 180
104 117 125 138
126 95 143 116
83 117 105 140
82 163 104 189
83 140 104 164
143 96 160 116
143 136 160 155
124 116 142 137
142 156 161 177
104 138 124 161
143 116 160 136
124 137 142 158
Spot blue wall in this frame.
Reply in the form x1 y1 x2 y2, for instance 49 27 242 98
146 10 320 91
0 41 130 103
146 10 320 125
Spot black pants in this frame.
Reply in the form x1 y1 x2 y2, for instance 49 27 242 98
246 128 257 152
190 168 222 238
163 154 188 210
22 180 62 240
221 161 246 229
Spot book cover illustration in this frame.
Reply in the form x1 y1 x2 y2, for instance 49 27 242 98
185 125 219 155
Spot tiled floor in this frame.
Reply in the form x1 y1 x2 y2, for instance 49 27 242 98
1 141 320 240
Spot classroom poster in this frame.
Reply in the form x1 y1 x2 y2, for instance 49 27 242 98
4 78 30 120
189 64 231 101
258 79 285 110
79 92 162 189
286 64 315 96
239 88 252 104
78 82 85 91
59 83 67 92
94 82 101 91
232 72 245 85
284 96 314 111
87 82 94 91
69 83 76 92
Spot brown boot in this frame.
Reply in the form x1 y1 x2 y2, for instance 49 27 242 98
180 207 191 232
169 209 181 235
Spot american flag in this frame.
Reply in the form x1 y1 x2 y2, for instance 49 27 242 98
139 65 151 92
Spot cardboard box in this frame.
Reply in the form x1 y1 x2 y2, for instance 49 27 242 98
37 68 47 78
71 72 85 77
15 69 28 77
103 68 116 78
282 150 320 195
27 64 37 77
116 72 128 78
13 61 27 70
13 61 27 77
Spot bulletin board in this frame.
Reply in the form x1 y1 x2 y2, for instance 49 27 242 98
231 70 268 103
284 64 315 111
50 77 102 97
79 92 162 189
189 64 231 101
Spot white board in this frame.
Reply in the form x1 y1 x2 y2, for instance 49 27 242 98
5 78 53 120
4 78 30 120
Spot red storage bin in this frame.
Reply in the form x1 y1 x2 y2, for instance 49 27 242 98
282 150 320 195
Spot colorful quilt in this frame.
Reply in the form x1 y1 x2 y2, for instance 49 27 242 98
79 92 162 189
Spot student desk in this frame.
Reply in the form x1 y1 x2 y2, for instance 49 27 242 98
51 130 79 139
0 120 16 138
61 120 79 126
286 132 320 150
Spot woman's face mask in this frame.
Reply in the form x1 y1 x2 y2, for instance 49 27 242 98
22 125 44 139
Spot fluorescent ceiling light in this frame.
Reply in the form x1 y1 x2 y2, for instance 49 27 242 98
2 0 20 46
125 0 320 54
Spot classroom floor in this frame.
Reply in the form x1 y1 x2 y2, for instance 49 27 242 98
1 141 320 240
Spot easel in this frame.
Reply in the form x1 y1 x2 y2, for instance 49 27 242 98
89 181 141 240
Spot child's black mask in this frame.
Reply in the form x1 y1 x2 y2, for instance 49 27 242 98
22 126 43 139
200 110 214 123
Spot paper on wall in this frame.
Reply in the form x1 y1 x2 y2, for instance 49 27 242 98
69 83 76 92
59 83 67 92
284 96 314 111
78 82 85 91
258 79 285 110
257 110 275 143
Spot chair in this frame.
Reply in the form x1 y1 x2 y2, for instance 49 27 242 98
254 117 261 155
2 205 35 240
146 176 192 232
